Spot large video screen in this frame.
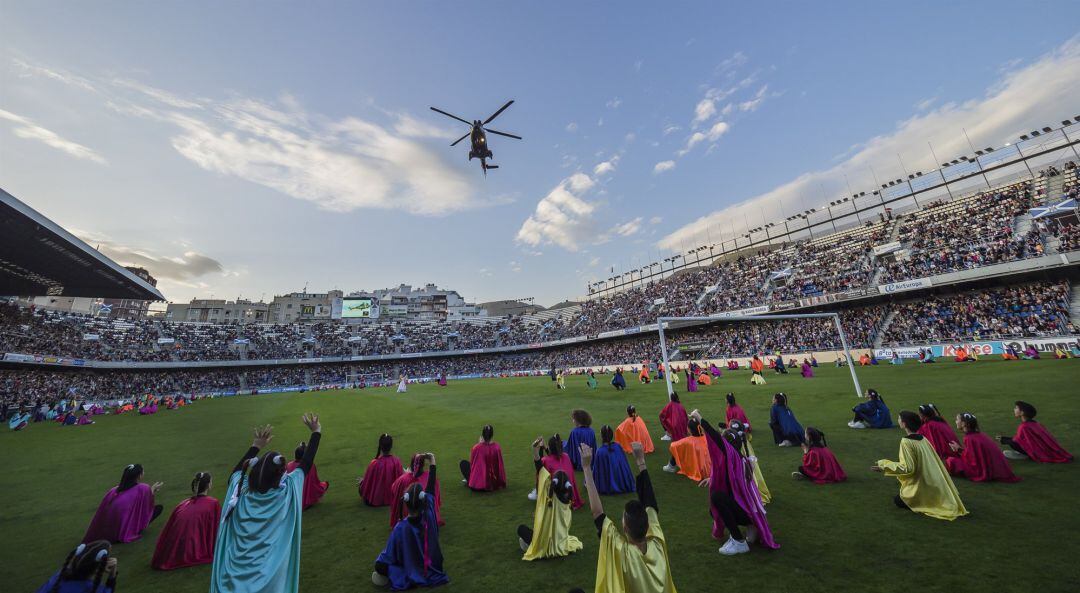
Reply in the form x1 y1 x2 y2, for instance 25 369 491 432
341 297 380 319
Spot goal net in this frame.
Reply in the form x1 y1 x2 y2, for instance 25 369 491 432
656 313 864 398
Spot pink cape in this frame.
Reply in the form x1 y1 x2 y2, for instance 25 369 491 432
150 495 220 570
1013 421 1073 463
542 452 583 509
83 483 156 543
725 405 750 429
801 446 846 484
467 442 507 491
917 421 960 460
946 432 1020 482
389 469 444 527
359 454 404 506
706 432 778 548
77 415 93 425
286 460 329 509
659 401 689 441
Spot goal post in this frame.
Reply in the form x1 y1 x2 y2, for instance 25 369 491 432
656 313 864 400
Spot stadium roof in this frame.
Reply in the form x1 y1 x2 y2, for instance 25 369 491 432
0 188 165 301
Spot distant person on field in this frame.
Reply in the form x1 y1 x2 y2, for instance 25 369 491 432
768 393 805 447
996 401 1073 463
793 427 846 484
849 388 892 429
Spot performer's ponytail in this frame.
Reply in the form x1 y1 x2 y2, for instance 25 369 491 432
191 471 212 497
377 433 393 458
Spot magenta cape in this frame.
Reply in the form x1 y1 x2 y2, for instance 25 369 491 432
542 453 583 509
390 470 444 527
706 433 778 549
151 495 220 570
659 401 689 441
360 455 404 506
83 483 156 543
467 442 507 491
946 432 1020 482
800 363 813 378
1013 421 1073 463
285 460 328 509
725 405 750 429
801 447 846 484
917 420 960 460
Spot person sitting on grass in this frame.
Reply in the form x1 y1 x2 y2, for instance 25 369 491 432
358 434 404 507
916 404 960 460
83 464 164 544
576 441 677 593
37 540 118 593
586 371 598 390
528 435 582 508
793 427 846 484
996 401 1073 463
564 409 597 471
390 454 443 527
725 393 750 428
690 410 779 556
592 425 636 495
659 392 688 443
872 411 968 521
211 413 322 593
151 472 220 571
459 424 507 492
372 455 448 590
611 368 627 391
849 388 892 429
286 441 328 510
664 418 710 480
946 413 1020 483
518 468 582 560
769 393 805 447
615 405 654 454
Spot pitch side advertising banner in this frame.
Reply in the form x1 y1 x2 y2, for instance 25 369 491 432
713 305 770 318
880 277 933 294
873 346 923 359
930 342 1003 357
999 336 1080 354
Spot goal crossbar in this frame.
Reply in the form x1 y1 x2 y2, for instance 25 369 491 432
656 313 864 399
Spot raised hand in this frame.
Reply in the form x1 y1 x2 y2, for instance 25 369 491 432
579 442 594 466
531 436 544 449
427 452 437 466
948 441 962 452
252 425 273 448
689 409 702 422
301 413 321 433
151 481 164 494
870 465 883 472
697 477 711 488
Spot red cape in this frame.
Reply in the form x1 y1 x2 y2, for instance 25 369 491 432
286 460 329 509
542 453 582 509
359 455 404 506
467 442 507 491
725 405 750 429
659 401 689 441
389 470 443 527
917 420 960 459
801 446 846 484
151 495 220 570
946 432 1020 482
1014 421 1073 463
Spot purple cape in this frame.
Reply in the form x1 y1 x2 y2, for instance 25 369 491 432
706 434 778 549
83 482 155 543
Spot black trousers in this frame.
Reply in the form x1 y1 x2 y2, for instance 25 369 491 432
151 504 164 523
459 460 471 479
893 495 910 510
999 437 1028 456
517 524 533 544
710 490 750 541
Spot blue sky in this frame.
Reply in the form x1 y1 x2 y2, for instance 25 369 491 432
1 2 1078 306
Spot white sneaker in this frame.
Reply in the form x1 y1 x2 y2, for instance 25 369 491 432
778 440 794 447
851 421 868 429
660 433 673 442
718 536 750 555
372 571 389 586
846 420 857 428
527 488 537 500
462 478 468 484
662 463 678 473
744 524 759 544
1003 450 1028 460
519 537 530 553
791 471 806 480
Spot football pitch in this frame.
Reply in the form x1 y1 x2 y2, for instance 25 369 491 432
2 360 1078 593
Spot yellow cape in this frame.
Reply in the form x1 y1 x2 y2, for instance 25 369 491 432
877 436 968 521
595 507 676 593
744 439 771 505
523 467 583 560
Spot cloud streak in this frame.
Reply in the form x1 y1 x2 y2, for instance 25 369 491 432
0 108 107 164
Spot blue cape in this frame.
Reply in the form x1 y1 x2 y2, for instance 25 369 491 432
376 497 448 590
770 404 804 440
591 443 636 495
36 573 113 593
564 426 597 470
853 399 893 428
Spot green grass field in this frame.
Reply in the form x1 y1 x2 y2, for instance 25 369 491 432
3 360 1079 593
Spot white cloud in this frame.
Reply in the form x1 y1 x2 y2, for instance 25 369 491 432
393 113 460 140
515 172 598 251
693 98 716 124
509 261 522 273
649 216 663 224
588 256 601 267
653 160 676 174
11 57 96 92
478 267 493 277
0 109 107 164
663 124 682 136
566 121 578 132
112 78 204 109
720 103 734 117
659 37 1080 251
716 51 748 75
610 217 643 237
606 97 622 109
914 96 938 112
676 121 729 157
738 85 770 112
74 230 224 282
594 155 620 176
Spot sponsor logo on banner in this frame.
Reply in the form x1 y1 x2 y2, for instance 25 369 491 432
999 336 1080 354
880 278 932 294
713 305 770 318
873 347 923 359
873 241 902 256
157 337 175 344
597 329 625 339
931 342 1003 357
771 301 797 311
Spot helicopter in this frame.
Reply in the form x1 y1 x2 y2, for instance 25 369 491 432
430 100 521 175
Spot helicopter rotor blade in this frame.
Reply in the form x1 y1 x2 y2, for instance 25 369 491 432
484 127 522 140
430 107 473 126
483 100 514 125
450 132 470 147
